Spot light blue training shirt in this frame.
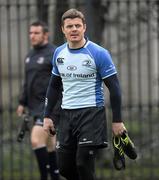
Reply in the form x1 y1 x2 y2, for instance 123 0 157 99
52 40 117 109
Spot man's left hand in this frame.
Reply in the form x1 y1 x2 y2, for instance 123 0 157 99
112 122 126 136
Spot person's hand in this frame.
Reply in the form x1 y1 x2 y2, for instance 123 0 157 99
43 118 55 136
112 122 127 136
16 105 24 117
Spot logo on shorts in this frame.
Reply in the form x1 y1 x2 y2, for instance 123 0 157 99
83 138 87 141
56 141 60 149
79 139 93 145
89 150 94 155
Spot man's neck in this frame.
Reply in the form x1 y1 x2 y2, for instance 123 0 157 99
68 38 86 49
33 42 48 49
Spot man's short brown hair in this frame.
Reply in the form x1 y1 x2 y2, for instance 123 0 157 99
30 21 49 33
61 8 86 26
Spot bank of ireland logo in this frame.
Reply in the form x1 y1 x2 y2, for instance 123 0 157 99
82 59 92 67
57 57 64 64
67 65 77 71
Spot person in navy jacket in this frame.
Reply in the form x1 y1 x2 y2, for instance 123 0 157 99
17 21 60 180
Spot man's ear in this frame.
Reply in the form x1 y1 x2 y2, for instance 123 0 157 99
45 32 50 37
61 26 64 34
44 32 49 41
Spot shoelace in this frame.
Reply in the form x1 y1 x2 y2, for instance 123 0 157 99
113 137 124 156
121 134 134 147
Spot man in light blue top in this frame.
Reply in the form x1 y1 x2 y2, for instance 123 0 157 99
43 8 126 180
53 38 117 109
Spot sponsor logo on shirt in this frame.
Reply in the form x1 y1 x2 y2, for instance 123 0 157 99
67 65 77 71
57 57 64 64
60 72 95 78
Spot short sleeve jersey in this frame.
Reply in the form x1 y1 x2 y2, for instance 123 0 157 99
52 40 117 109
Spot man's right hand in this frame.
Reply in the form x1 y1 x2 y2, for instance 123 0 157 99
43 118 55 136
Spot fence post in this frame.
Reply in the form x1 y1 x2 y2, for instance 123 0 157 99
36 0 49 23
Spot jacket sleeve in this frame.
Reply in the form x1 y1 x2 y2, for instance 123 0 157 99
18 66 28 106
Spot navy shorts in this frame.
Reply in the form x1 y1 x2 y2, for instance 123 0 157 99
57 106 108 151
33 99 61 127
34 112 60 127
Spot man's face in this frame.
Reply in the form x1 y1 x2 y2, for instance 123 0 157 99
29 26 47 47
62 18 86 44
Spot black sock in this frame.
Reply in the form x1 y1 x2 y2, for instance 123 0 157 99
34 147 49 180
48 151 60 180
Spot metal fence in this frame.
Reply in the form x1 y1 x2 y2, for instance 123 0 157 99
0 0 159 179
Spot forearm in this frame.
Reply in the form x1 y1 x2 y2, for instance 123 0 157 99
44 74 62 118
19 76 28 106
104 74 122 122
